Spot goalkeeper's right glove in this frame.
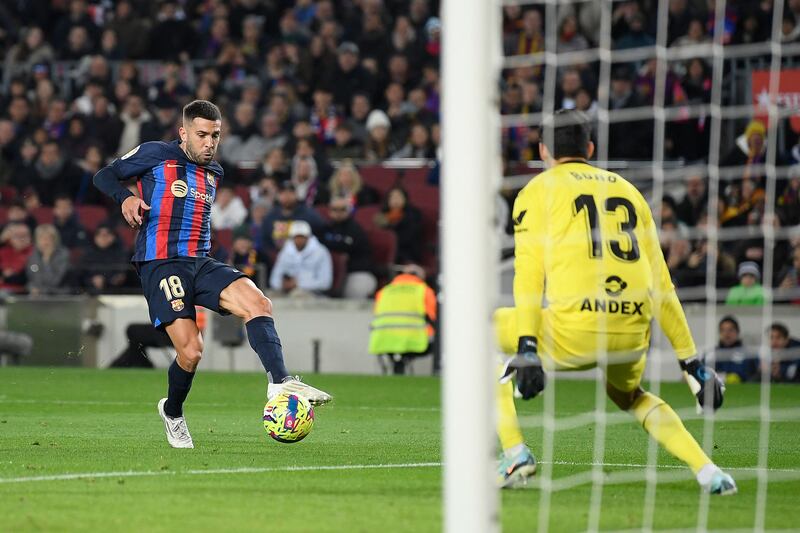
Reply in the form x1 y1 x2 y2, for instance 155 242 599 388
680 356 725 411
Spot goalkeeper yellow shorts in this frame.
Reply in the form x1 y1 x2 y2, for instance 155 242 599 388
493 307 649 392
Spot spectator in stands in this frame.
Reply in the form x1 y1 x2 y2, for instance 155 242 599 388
726 261 766 306
220 101 262 167
79 224 130 294
777 244 800 303
721 120 768 225
557 14 589 53
675 212 737 291
230 226 268 284
3 201 36 234
107 0 150 59
249 113 288 162
26 224 69 296
321 195 376 298
116 94 151 157
707 315 759 384
347 92 373 143
309 86 340 146
260 182 324 252
329 42 376 108
777 165 800 225
375 186 423 264
660 217 691 272
211 185 248 231
328 123 364 160
0 222 33 293
317 161 379 208
614 12 654 49
769 323 800 382
364 110 394 161
30 140 82 205
731 213 790 283
392 123 435 159
148 1 195 61
269 220 332 296
4 26 54 86
676 173 708 226
251 147 289 187
52 194 88 249
671 17 709 48
86 94 123 156
504 7 544 58
290 154 319 206
608 65 651 160
139 96 179 144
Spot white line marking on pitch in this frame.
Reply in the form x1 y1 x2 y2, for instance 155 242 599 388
0 461 797 485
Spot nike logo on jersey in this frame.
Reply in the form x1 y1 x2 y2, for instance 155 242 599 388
166 163 184 168
513 210 527 226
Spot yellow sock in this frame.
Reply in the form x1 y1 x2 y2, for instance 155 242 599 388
496 374 525 451
631 392 710 474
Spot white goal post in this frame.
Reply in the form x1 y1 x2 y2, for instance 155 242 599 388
441 0 502 532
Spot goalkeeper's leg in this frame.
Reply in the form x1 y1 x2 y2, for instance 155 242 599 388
606 360 736 495
493 308 536 487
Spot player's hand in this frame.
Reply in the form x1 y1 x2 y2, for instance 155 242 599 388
500 336 546 400
121 196 150 229
680 356 725 411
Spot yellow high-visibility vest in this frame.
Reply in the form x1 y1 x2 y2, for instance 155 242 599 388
368 283 429 355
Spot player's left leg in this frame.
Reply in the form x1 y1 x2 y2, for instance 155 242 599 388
606 357 737 495
216 275 332 405
493 308 536 487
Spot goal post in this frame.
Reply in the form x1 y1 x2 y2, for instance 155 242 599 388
441 0 501 531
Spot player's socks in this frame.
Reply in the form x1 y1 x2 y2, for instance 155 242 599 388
246 316 289 383
631 392 711 474
164 358 195 418
496 370 525 452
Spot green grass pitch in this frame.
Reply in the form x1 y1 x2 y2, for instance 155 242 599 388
1 367 798 532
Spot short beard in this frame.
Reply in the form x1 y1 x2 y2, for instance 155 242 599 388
184 143 211 165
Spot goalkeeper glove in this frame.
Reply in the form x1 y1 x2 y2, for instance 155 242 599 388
680 356 725 411
500 336 546 400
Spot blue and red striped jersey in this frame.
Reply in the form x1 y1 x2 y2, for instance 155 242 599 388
110 140 224 262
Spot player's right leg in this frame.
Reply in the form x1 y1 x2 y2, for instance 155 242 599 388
137 259 200 449
605 358 737 495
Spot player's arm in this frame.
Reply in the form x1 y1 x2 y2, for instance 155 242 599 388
93 143 160 227
507 184 546 399
639 194 724 410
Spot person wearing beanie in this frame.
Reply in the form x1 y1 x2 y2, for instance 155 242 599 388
725 261 766 305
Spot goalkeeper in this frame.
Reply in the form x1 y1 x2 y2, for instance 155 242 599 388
495 110 736 495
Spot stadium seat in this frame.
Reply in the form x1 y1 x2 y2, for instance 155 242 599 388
354 205 381 231
366 227 397 274
328 251 349 297
214 229 233 252
31 207 53 225
0 186 18 205
77 206 110 234
0 207 7 225
234 185 251 210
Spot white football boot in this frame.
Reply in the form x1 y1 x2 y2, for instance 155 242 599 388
157 398 194 449
267 376 332 405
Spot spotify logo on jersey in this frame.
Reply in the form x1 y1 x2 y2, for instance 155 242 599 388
171 180 188 198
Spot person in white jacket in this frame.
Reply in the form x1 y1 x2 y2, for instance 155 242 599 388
269 220 333 295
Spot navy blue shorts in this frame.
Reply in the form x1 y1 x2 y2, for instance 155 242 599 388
136 256 247 329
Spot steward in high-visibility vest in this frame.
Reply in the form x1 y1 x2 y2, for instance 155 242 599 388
368 268 437 356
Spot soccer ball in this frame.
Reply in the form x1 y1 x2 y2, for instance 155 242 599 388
263 393 314 443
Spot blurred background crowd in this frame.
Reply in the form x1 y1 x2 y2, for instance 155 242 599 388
0 0 796 304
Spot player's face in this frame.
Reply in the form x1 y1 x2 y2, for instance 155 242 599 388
181 117 221 165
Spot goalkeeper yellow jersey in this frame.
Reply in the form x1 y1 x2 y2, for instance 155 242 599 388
512 160 696 359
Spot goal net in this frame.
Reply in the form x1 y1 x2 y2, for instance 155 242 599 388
443 0 800 531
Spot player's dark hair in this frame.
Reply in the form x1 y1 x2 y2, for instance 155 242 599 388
770 323 789 338
545 109 592 159
183 100 221 123
719 315 740 332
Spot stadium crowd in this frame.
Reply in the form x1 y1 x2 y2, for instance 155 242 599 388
0 0 441 298
0 0 795 303
501 1 800 302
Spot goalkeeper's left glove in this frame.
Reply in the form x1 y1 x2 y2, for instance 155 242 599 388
500 336 546 400
680 356 725 411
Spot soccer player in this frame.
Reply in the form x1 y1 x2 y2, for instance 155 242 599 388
495 109 736 495
93 100 331 449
